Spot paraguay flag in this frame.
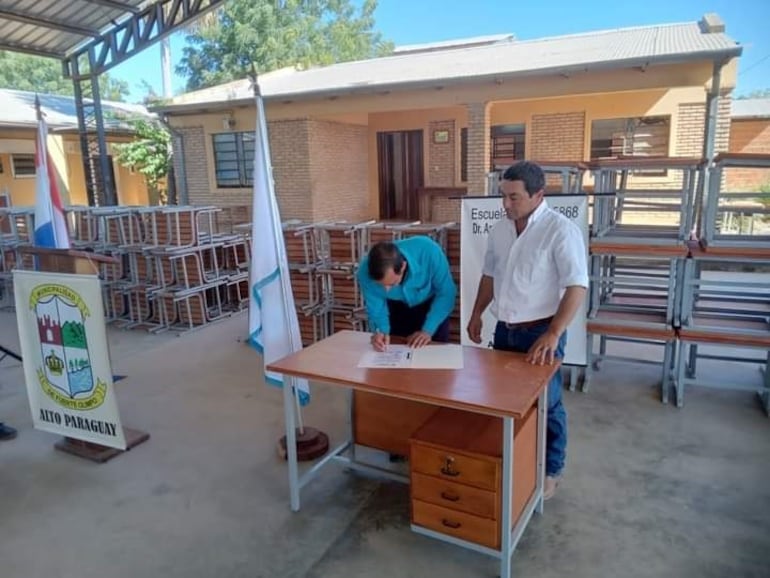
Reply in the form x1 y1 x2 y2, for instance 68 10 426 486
34 98 70 249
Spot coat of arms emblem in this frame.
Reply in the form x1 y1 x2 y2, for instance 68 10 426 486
30 284 106 410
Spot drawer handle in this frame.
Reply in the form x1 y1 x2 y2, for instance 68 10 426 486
440 491 460 502
440 456 460 477
442 518 461 529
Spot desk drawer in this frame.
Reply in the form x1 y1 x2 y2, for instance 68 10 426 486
410 443 499 491
412 499 498 549
411 472 497 519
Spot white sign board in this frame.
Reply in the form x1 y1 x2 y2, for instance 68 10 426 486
460 196 589 366
13 271 126 449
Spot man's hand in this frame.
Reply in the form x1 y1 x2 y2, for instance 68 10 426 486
467 314 483 344
371 332 390 352
407 331 432 348
526 330 561 365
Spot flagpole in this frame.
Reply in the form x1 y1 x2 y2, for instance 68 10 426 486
253 78 305 436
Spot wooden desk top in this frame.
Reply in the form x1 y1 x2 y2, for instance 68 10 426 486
266 330 559 419
691 242 770 260
18 247 120 265
590 240 688 257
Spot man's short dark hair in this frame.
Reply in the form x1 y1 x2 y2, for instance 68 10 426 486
502 161 545 197
367 241 405 281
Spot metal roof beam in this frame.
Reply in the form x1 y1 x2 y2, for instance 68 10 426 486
0 41 63 60
81 0 142 13
64 0 225 79
0 9 100 37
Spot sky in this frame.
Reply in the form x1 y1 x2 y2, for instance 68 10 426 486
111 0 770 103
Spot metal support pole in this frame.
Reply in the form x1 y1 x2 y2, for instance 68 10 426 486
71 52 117 207
699 60 724 236
500 416 515 578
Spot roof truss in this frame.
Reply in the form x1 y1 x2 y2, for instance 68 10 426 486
64 0 226 79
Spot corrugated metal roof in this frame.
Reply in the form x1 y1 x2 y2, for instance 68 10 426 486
731 98 770 119
393 34 515 55
0 88 152 130
157 19 742 112
0 0 146 58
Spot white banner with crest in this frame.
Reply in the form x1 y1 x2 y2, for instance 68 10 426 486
14 270 126 449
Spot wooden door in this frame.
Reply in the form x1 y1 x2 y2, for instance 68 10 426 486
377 130 424 220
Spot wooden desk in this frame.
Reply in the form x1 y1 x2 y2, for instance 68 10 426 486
267 330 559 578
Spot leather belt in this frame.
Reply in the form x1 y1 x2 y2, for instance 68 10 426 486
505 316 554 330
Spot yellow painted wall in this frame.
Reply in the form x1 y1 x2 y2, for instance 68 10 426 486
0 129 150 208
490 86 707 159
65 148 88 206
0 131 68 207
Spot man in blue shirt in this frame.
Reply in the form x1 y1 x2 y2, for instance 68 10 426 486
358 236 456 351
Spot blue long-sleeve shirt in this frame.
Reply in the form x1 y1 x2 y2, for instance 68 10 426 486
357 236 456 335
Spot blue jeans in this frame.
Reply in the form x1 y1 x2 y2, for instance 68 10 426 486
493 321 567 477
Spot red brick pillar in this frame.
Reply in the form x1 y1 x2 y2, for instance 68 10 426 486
466 102 491 195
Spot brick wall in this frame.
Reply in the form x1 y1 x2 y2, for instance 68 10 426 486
176 119 368 222
530 112 585 161
466 102 490 195
427 120 456 186
529 112 585 190
675 97 731 158
726 118 770 191
675 103 706 157
176 126 211 206
268 120 313 221
176 121 313 215
431 197 462 222
308 120 369 221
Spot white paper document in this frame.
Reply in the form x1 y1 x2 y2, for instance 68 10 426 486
357 344 464 369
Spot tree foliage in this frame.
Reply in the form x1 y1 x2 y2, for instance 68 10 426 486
0 51 129 101
176 0 392 91
113 120 172 205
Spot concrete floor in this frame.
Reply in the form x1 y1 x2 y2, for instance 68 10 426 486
1 310 768 578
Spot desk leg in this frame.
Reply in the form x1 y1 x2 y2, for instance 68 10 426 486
283 379 301 511
346 389 357 462
536 387 548 515
500 416 514 578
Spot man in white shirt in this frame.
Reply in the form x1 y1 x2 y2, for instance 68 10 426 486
467 161 588 500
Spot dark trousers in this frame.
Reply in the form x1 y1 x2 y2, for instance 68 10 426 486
386 298 450 342
385 298 449 461
493 321 567 477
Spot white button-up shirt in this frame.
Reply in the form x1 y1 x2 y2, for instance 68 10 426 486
482 201 588 323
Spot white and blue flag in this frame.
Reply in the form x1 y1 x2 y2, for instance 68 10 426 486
248 86 310 405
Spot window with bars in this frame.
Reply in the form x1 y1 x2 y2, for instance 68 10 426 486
213 132 255 188
12 154 36 178
590 116 671 160
490 124 526 169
